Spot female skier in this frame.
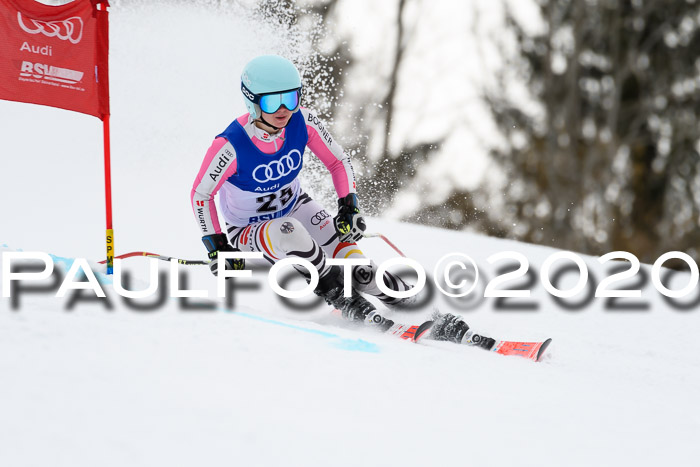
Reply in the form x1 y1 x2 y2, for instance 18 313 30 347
190 54 493 347
190 54 415 331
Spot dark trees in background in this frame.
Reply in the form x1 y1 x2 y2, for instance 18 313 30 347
259 0 700 265
483 0 700 263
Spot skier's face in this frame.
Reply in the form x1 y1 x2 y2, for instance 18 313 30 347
262 106 292 130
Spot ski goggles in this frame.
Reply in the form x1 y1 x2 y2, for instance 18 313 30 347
242 82 302 114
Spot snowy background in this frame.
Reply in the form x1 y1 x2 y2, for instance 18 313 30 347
2 1 700 466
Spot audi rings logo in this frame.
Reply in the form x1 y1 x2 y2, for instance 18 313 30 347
311 210 331 226
17 12 84 44
252 150 302 183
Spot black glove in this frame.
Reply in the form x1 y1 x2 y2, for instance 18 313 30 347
334 193 366 242
202 233 245 276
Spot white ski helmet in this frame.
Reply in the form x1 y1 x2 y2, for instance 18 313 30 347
240 55 302 119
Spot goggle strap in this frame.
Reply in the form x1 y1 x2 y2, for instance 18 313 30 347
241 83 302 101
241 82 260 104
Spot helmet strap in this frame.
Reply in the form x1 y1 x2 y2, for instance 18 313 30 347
258 114 283 132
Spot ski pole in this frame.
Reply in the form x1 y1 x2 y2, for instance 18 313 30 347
99 231 406 266
97 251 210 265
362 232 407 257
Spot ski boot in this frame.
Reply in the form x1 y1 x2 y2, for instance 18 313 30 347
381 287 419 310
430 312 496 350
315 266 394 331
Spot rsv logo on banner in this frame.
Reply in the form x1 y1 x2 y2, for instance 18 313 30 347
0 0 110 119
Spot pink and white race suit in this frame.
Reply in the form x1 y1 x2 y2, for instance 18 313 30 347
191 108 411 304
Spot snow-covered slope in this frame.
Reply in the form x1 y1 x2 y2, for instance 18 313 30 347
2 226 700 467
1 2 699 467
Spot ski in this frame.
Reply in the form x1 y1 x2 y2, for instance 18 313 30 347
386 320 434 343
330 308 433 343
430 310 552 362
330 308 551 359
491 338 552 362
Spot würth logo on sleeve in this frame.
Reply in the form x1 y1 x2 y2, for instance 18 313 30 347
17 12 84 44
